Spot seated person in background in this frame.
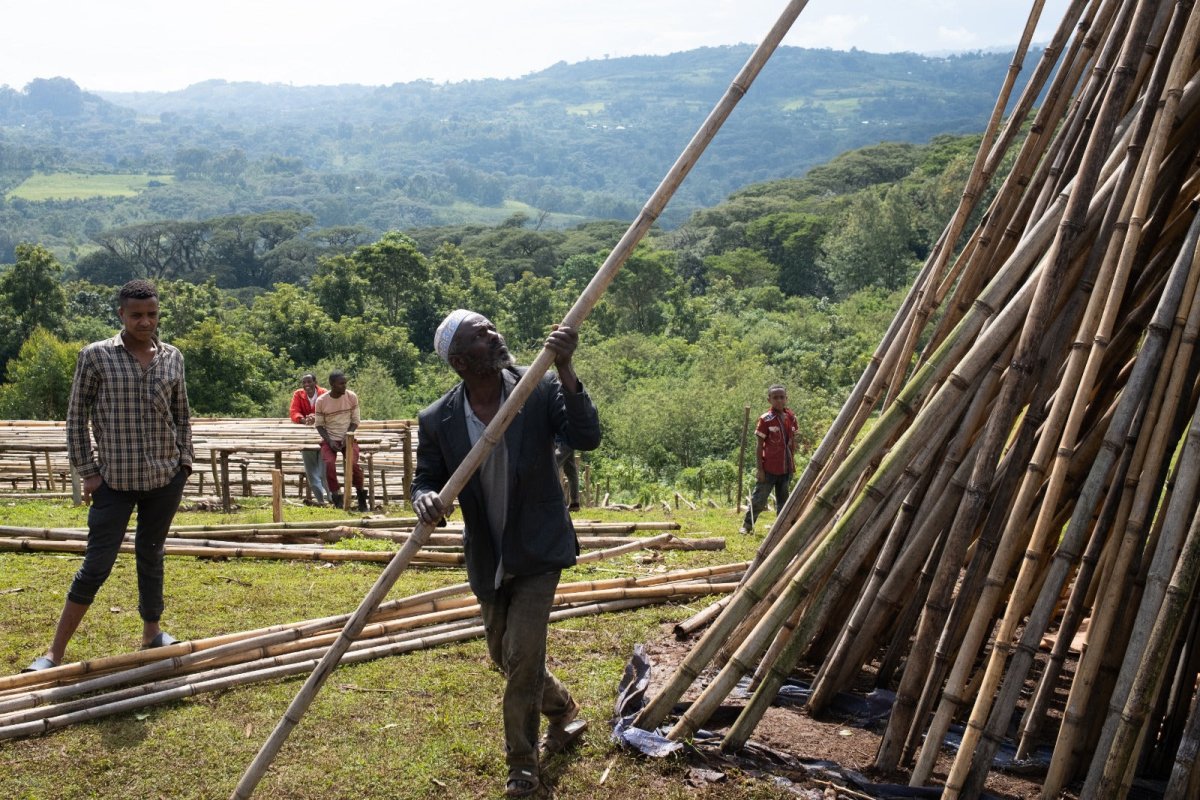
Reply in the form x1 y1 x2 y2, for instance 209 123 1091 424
314 370 368 512
289 372 329 505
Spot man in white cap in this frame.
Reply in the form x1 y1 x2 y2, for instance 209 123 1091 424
412 309 600 798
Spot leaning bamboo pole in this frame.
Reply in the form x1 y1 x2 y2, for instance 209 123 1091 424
1095 468 1200 795
230 4 817 796
946 201 1200 800
880 0 1053 406
636 174 1084 732
907 12 1198 785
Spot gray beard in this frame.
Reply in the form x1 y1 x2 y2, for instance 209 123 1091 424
462 347 514 376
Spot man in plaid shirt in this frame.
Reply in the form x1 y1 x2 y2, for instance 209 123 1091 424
24 279 193 672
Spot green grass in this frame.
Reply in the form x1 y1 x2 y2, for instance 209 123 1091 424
0 498 793 799
5 172 174 201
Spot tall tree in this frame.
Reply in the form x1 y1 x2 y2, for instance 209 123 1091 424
0 328 79 419
350 231 438 344
1 243 67 334
311 254 368 321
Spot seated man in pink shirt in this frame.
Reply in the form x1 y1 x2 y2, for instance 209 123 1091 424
314 370 367 511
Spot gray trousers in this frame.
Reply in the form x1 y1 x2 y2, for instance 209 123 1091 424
743 470 791 528
301 448 328 502
479 570 574 773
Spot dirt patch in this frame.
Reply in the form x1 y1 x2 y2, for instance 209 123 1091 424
637 623 1067 800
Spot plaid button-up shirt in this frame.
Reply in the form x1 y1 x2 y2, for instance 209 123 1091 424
67 332 194 491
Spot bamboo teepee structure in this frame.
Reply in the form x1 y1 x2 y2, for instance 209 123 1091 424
636 1 1200 797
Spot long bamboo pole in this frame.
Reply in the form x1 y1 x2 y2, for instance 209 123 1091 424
1095 469 1200 794
948 198 1200 800
230 3 815 796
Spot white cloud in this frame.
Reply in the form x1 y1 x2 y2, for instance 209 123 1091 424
936 26 978 48
791 14 871 50
0 0 1074 92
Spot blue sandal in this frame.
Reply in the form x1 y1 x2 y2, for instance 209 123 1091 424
141 632 179 650
21 656 59 673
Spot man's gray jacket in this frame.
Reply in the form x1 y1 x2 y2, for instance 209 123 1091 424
411 366 601 601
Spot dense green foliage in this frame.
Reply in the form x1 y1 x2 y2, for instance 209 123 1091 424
0 132 988 500
0 46 1033 264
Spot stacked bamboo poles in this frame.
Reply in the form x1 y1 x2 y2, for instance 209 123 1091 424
0 541 742 739
634 1 1200 798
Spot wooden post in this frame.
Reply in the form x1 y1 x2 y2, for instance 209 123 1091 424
271 469 284 523
240 462 251 497
274 451 283 472
299 473 309 503
197 472 204 495
28 456 38 492
44 452 53 491
367 453 375 509
736 404 751 512
70 467 81 507
210 449 220 493
381 471 389 506
343 433 355 513
401 426 413 509
220 450 232 513
584 464 591 507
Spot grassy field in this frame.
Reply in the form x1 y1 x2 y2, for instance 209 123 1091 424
436 199 590 229
5 172 174 201
0 498 794 800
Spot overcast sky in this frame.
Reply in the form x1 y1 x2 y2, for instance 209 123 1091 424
5 0 1071 93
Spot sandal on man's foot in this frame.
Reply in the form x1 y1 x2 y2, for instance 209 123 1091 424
21 656 59 673
141 632 179 650
540 718 588 757
505 768 539 798
540 698 587 756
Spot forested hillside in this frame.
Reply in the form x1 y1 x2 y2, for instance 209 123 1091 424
0 133 988 502
0 45 1027 264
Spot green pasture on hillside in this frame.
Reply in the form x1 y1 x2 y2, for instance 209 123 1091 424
5 172 174 201
438 199 589 228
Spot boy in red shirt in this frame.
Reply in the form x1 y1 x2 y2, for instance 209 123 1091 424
740 384 799 534
289 373 329 505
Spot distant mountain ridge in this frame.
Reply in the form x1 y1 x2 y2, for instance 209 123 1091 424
1 45 1035 261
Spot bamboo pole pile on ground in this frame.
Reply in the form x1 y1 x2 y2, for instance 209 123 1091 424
0 517 715 566
0 539 742 741
634 1 1200 798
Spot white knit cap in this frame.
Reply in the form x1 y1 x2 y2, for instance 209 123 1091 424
434 309 474 362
